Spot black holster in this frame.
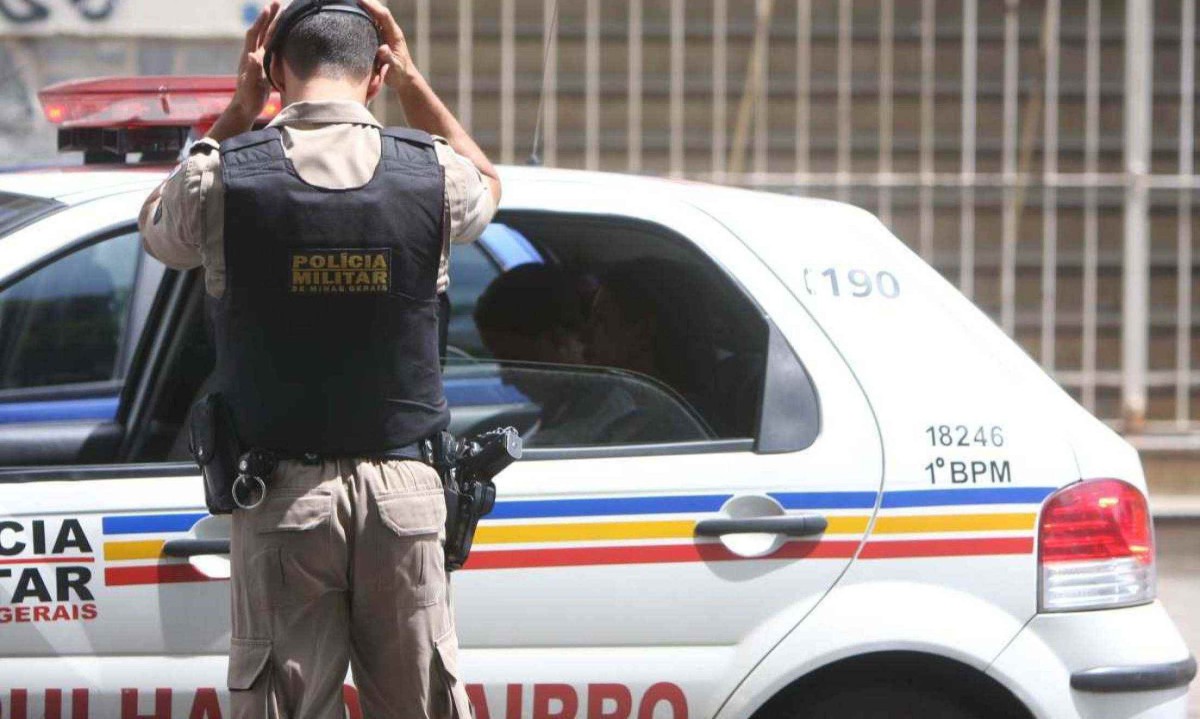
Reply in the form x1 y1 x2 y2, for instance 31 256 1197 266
187 393 242 515
430 427 521 571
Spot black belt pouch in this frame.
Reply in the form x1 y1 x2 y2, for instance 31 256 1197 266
188 393 241 515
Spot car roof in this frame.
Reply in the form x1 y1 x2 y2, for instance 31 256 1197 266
0 162 843 222
0 165 171 205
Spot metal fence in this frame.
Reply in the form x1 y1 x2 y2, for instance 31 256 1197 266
403 1 1200 434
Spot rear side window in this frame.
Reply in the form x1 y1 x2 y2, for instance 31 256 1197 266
0 192 64 238
446 212 775 451
0 233 142 390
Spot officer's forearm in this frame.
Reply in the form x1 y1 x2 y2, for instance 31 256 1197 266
393 69 502 205
206 103 258 145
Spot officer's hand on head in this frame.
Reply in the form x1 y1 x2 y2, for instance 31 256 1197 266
231 1 281 121
358 0 418 89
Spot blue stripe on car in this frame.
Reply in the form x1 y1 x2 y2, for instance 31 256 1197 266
881 486 1058 508
0 396 118 425
102 513 207 535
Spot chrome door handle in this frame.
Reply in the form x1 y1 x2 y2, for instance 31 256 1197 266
162 539 231 557
694 514 827 538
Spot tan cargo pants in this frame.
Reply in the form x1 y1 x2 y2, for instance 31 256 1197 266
228 457 474 719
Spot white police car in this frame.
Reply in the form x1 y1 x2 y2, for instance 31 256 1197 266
0 77 1192 719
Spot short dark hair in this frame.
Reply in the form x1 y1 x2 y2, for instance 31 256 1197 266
474 263 587 337
282 11 378 82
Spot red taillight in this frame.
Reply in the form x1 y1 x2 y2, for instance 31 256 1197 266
37 76 281 129
1038 479 1156 612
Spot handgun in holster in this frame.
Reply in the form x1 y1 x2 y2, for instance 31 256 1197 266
187 393 243 515
429 427 522 572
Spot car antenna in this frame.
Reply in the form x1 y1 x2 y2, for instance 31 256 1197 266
526 0 561 166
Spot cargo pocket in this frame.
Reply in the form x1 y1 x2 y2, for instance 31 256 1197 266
376 488 446 607
433 625 474 719
255 492 335 608
226 638 270 696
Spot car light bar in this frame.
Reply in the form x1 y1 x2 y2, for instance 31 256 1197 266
1038 478 1156 612
38 76 281 129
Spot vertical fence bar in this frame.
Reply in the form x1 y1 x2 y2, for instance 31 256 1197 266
586 0 600 171
670 0 686 177
1041 0 1060 371
713 0 728 181
1001 0 1019 335
1123 0 1153 430
960 0 978 298
416 0 430 78
919 0 935 259
730 0 773 177
836 0 852 200
457 0 472 131
543 0 559 167
754 0 769 176
500 0 515 165
878 0 894 227
1082 0 1100 412
1177 0 1195 426
795 0 811 179
629 0 643 173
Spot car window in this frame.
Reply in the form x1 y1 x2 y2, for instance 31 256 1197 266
450 213 772 450
0 232 141 395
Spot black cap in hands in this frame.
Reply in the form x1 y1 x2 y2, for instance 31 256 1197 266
263 0 379 89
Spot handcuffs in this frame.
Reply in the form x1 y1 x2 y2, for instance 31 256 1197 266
231 449 278 510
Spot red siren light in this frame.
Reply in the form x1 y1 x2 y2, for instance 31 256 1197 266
38 76 281 129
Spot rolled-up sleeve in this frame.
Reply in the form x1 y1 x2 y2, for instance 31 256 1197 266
138 140 220 270
434 139 496 246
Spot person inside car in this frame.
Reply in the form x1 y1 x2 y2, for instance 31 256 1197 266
473 263 594 444
586 259 718 421
474 263 589 368
475 263 709 446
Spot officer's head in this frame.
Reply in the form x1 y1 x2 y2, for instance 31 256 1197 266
265 0 386 104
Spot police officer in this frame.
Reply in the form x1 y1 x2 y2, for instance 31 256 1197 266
138 0 499 716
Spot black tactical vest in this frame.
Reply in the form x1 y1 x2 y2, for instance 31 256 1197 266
210 125 449 455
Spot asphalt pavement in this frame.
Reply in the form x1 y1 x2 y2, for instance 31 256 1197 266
1156 519 1200 717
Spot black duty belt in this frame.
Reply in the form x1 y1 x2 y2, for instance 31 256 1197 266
225 429 522 572
281 441 429 465
231 440 432 510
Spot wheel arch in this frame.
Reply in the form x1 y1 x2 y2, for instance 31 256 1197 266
746 650 1034 719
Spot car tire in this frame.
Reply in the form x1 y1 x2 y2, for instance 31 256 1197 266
781 681 987 719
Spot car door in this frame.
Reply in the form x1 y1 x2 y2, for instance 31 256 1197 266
0 191 231 716
449 184 884 719
0 202 564 716
0 183 883 719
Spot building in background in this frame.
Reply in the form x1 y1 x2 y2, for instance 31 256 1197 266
3 1 1198 455
0 0 260 158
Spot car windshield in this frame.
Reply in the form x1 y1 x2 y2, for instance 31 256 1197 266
0 192 64 239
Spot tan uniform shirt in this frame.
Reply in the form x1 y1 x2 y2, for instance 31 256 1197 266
143 103 486 717
138 100 496 296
